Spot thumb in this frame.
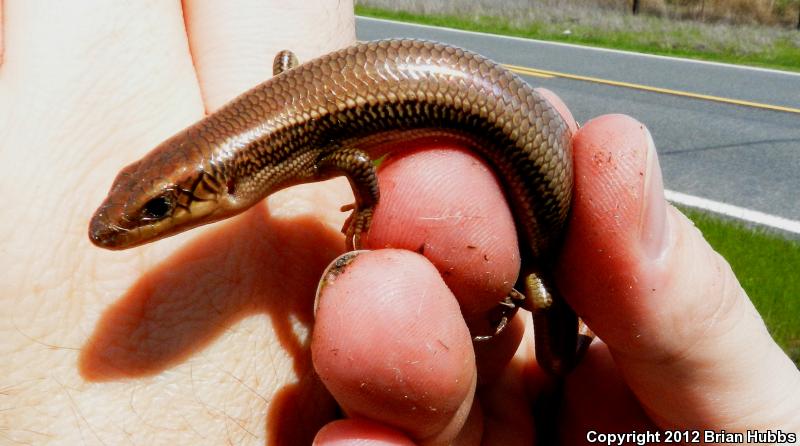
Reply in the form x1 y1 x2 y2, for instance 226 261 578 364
558 114 800 430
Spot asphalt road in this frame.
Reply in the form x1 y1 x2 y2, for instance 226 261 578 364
356 17 800 225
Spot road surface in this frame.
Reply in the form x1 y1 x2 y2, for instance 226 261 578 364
356 17 800 233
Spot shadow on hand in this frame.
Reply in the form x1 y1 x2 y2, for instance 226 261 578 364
79 204 344 444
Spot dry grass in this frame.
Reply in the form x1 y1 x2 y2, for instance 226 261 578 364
357 0 800 27
644 0 799 26
356 0 800 70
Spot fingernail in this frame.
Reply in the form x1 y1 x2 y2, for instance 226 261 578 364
639 128 670 260
314 250 368 316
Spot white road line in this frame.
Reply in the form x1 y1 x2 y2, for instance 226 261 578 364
665 190 800 234
358 16 800 77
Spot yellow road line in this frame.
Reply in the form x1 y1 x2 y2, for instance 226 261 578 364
504 65 555 79
504 63 800 114
357 41 796 113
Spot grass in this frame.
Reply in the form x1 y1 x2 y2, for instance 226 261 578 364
356 0 800 365
680 207 800 365
356 4 800 72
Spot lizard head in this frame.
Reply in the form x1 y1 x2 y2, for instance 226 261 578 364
89 131 234 250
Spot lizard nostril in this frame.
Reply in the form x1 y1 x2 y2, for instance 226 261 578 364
88 210 118 248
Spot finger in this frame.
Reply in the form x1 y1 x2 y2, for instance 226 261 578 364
1 1 203 276
182 0 357 231
183 0 356 111
365 147 521 333
0 0 4 64
361 87 579 377
315 413 485 446
558 114 800 429
478 325 537 446
1 1 201 152
315 419 415 446
534 87 579 135
560 341 657 443
312 250 478 445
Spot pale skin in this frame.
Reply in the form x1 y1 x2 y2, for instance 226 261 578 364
1 1 798 445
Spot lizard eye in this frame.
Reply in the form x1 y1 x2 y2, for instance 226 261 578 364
142 196 173 220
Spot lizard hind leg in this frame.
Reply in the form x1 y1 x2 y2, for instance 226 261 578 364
315 148 380 251
472 288 526 342
273 50 300 76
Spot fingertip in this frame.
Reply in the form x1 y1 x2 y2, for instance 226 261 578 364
312 249 476 442
534 88 579 135
473 315 526 384
561 341 656 440
558 114 659 334
559 114 800 430
314 419 415 446
366 147 521 320
184 0 355 110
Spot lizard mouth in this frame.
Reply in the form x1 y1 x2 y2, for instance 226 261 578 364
88 204 132 250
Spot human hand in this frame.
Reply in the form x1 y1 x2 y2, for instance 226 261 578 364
310 106 800 443
2 1 357 444
4 1 798 445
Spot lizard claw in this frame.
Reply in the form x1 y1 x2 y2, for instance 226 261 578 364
340 204 374 251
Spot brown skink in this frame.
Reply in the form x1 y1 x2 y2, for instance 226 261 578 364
89 38 588 376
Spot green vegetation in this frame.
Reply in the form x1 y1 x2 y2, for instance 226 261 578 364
680 207 800 365
356 0 800 366
356 5 800 72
